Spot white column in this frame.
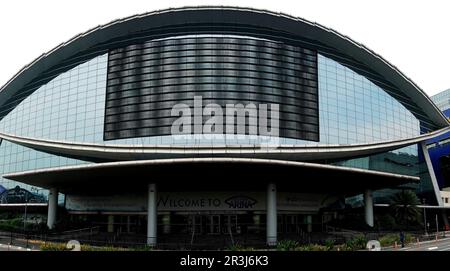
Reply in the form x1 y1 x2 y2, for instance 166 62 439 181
364 189 374 227
163 213 171 234
47 188 58 229
306 215 313 233
266 182 277 246
147 183 157 246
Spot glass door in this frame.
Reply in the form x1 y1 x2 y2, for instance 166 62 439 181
223 215 238 234
285 215 298 233
208 215 221 234
188 215 204 235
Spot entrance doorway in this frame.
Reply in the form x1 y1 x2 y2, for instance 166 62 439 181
187 214 239 235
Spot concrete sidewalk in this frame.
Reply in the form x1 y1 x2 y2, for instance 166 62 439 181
0 242 39 251
382 236 450 251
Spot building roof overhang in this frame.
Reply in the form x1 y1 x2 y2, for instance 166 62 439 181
3 157 419 196
0 126 449 163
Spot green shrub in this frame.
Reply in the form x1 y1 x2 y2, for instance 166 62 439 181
226 244 255 251
0 218 48 233
40 242 68 251
343 239 355 251
130 245 154 251
310 244 329 251
294 244 312 251
352 234 368 250
379 234 398 247
276 240 299 251
75 244 128 251
341 234 368 251
378 233 416 247
0 218 23 232
324 239 335 251
90 246 128 251
227 244 244 251
293 244 329 251
334 244 352 251
40 242 130 251
405 233 416 244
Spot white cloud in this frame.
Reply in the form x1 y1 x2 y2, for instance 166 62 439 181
0 0 449 95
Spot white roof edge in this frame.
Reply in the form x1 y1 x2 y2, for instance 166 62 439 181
3 157 420 181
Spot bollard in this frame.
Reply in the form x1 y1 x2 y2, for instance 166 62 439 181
416 238 419 246
394 241 397 249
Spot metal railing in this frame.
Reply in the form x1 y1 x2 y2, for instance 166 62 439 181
4 223 446 250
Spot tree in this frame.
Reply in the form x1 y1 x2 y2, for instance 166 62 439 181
389 190 422 230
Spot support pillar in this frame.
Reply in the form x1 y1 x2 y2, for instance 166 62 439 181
306 215 313 233
364 190 374 227
163 213 171 234
147 183 157 246
266 182 277 246
420 142 444 206
47 188 58 229
107 215 114 233
420 142 449 229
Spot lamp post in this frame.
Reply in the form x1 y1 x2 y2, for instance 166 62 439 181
436 214 439 240
422 198 427 236
23 190 28 233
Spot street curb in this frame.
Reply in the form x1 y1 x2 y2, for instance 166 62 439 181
0 243 37 251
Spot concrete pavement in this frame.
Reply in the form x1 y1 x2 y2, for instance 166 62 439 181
383 237 450 251
0 243 37 251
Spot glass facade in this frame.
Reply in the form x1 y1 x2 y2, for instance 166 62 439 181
0 34 433 203
431 88 450 112
0 55 108 191
333 144 437 205
318 55 420 144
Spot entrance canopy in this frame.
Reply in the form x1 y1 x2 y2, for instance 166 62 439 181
3 158 419 196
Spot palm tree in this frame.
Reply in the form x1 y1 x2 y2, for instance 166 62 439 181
389 190 422 230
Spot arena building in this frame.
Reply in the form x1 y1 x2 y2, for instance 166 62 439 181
0 7 449 247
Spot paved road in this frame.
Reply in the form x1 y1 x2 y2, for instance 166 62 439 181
0 243 36 251
3 237 450 252
385 237 450 251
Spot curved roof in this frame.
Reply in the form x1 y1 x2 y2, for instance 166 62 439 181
0 6 448 129
3 157 419 195
1 126 449 162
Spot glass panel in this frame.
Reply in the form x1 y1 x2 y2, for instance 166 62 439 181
0 35 425 198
